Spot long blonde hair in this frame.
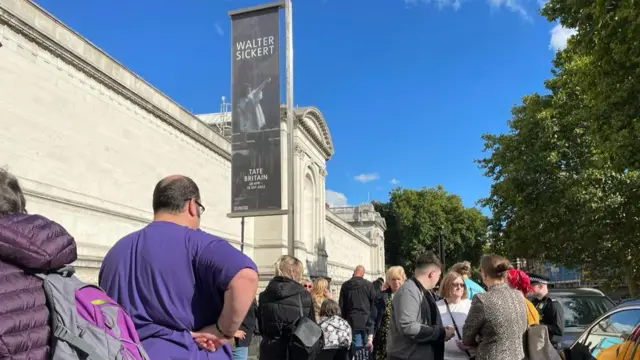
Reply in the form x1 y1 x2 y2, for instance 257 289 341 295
311 277 329 302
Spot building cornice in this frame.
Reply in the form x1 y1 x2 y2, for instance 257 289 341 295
290 107 334 160
326 211 372 247
0 0 231 160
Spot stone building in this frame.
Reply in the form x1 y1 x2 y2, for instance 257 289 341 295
0 0 385 290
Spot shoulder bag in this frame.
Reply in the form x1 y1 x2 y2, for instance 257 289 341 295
287 293 325 360
444 299 473 359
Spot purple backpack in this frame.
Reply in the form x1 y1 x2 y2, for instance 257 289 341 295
35 266 150 360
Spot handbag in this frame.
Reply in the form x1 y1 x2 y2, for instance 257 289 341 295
444 299 474 359
288 293 324 360
521 297 562 360
523 325 562 360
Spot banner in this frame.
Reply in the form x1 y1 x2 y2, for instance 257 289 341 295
230 7 281 213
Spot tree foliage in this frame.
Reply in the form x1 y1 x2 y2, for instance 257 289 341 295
373 186 489 275
479 0 640 294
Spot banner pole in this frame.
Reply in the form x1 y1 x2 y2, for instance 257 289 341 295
240 216 245 253
285 0 295 256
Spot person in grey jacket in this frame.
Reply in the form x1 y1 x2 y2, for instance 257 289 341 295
461 254 528 360
387 252 455 360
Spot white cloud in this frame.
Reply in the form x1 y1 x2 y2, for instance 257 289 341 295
404 0 461 10
487 0 530 20
354 173 380 183
404 0 530 18
326 190 349 207
549 24 577 51
214 23 224 37
390 178 400 185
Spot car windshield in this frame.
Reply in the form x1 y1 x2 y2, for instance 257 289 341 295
554 295 615 327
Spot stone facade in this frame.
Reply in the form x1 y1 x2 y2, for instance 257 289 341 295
0 0 385 288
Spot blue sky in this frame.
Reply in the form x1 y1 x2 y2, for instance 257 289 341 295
34 0 576 213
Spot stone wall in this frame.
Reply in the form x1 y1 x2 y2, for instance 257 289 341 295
325 212 378 284
0 0 252 283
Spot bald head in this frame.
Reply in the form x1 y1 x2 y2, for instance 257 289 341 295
152 175 200 214
353 265 365 277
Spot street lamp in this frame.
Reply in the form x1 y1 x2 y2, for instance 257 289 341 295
438 228 445 269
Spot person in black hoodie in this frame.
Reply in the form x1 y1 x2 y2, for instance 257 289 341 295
339 265 375 358
232 299 258 360
258 255 314 360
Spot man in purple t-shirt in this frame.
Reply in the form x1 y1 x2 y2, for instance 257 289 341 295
99 175 258 359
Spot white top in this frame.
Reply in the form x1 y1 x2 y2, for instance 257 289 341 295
436 298 472 360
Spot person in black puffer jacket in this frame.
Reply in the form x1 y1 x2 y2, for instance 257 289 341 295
258 255 314 360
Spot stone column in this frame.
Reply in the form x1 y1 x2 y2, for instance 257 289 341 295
293 144 307 261
319 167 327 242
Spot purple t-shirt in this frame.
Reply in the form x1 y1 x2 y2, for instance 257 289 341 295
99 221 257 360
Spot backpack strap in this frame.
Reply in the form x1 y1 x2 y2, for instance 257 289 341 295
53 326 110 360
297 294 304 317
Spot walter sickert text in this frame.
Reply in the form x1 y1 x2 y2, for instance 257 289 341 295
236 36 275 60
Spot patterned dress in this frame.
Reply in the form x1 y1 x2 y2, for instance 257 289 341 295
374 293 393 360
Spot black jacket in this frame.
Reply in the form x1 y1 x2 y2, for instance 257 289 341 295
339 276 375 331
258 276 315 360
236 299 258 347
367 288 391 339
531 295 565 345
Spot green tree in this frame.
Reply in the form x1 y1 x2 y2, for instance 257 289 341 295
479 0 640 294
374 186 488 275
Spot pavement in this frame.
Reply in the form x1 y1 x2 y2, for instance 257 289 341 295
247 336 260 360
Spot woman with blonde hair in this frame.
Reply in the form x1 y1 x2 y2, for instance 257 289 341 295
461 255 528 360
450 261 485 300
437 272 473 360
258 255 315 360
311 277 332 321
367 265 406 360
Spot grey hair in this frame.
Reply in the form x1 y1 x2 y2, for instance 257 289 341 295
0 169 26 215
319 298 341 317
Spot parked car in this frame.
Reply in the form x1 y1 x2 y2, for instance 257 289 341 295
547 288 616 348
562 300 640 360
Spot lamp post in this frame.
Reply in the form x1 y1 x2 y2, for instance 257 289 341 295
240 217 245 253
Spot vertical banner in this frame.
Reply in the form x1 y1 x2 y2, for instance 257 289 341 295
230 7 281 213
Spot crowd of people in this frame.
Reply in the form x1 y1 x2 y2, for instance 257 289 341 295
0 168 571 360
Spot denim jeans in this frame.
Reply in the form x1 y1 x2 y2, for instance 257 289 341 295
232 346 249 360
351 330 370 360
352 331 365 348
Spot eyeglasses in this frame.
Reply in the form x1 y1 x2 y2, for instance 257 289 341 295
452 283 465 288
303 284 313 289
195 200 206 214
185 199 206 215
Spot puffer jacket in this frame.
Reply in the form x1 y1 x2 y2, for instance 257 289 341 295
258 276 314 360
0 213 78 360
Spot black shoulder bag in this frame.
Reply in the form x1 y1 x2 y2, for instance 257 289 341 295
444 299 473 359
287 293 325 360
